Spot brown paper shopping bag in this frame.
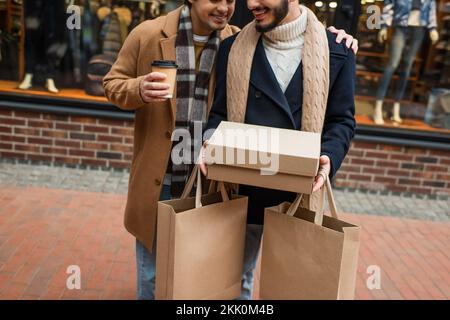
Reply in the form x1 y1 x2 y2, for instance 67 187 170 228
155 166 248 300
260 179 360 300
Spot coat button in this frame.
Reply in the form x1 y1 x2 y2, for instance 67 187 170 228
165 131 172 139
154 179 161 186
255 91 262 98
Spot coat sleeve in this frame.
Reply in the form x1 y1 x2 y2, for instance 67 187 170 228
321 49 356 179
203 36 236 140
103 26 147 111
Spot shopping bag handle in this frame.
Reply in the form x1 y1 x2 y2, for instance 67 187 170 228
181 165 198 199
325 178 338 219
208 180 217 194
286 178 338 225
180 165 229 208
286 193 303 217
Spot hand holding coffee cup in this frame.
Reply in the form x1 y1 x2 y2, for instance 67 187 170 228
140 60 178 102
139 72 171 103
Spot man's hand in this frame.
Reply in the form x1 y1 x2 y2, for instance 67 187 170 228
430 29 439 45
378 28 388 44
198 141 208 176
327 26 358 54
139 72 171 103
312 155 331 193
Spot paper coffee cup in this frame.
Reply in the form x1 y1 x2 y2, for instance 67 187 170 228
151 60 178 99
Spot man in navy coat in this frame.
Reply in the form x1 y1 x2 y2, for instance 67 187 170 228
201 0 356 299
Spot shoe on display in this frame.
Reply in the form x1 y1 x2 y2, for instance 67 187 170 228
18 73 33 90
45 78 59 94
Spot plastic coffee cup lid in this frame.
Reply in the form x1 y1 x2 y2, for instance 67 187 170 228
151 60 178 68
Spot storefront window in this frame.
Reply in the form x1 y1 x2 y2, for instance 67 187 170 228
0 0 449 132
0 0 183 101
303 0 450 132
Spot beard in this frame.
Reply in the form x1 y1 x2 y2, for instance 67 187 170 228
255 0 289 33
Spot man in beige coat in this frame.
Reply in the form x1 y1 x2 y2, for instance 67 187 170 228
103 0 357 300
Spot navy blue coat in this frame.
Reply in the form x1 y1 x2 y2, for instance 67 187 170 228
205 30 356 224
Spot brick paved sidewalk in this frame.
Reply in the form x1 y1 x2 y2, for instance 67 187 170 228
0 186 448 300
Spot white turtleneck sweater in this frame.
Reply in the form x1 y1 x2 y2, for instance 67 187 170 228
262 6 307 92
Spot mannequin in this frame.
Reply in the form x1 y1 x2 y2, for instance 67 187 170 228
373 0 439 125
18 0 66 93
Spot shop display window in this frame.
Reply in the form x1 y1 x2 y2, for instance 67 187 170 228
303 0 450 133
0 0 183 100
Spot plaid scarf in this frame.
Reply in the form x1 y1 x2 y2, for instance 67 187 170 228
170 5 220 197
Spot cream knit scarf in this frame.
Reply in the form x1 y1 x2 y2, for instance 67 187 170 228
226 5 330 212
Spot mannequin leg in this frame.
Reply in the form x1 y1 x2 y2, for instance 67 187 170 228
375 28 406 100
21 22 38 90
45 78 59 93
23 0 46 89
21 36 36 90
44 46 59 93
374 27 406 124
392 102 402 123
374 100 385 125
392 27 426 122
18 73 34 90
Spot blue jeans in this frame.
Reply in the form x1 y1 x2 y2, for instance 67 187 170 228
136 184 171 300
375 26 426 102
236 224 264 300
135 185 264 300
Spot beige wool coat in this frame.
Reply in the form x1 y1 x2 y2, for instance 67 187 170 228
103 6 239 252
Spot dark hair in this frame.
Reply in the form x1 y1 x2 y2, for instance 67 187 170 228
184 0 192 7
